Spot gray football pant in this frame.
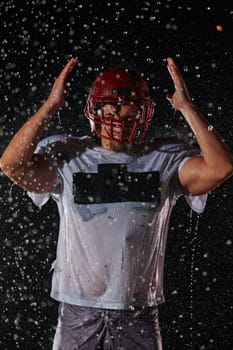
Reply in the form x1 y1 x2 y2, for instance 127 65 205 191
52 303 163 349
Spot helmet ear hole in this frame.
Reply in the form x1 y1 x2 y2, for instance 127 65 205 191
94 102 102 114
97 109 102 116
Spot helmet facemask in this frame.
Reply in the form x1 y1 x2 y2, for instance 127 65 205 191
85 69 155 143
85 98 154 143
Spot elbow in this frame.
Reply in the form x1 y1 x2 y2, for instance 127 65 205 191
224 157 233 178
0 157 24 182
226 162 233 179
216 161 233 183
0 157 11 177
1 159 12 177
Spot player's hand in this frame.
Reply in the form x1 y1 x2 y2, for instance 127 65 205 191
46 57 78 110
166 57 192 111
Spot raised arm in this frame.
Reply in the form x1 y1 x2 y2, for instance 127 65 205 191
0 57 78 193
166 57 233 195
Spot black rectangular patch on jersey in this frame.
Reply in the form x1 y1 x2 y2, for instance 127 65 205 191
73 163 160 205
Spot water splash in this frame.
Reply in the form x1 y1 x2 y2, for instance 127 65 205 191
56 110 62 129
8 183 15 203
187 209 201 348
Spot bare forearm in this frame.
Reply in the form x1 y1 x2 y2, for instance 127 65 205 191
0 57 77 192
181 102 233 175
166 57 233 194
0 100 57 174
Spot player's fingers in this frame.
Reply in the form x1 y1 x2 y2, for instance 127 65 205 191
168 66 183 89
167 57 186 89
59 57 78 81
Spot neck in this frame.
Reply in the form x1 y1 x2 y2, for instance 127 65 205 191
101 137 133 153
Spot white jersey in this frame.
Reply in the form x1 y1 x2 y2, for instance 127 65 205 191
28 135 207 309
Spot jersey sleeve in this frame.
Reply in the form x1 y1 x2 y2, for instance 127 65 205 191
157 141 208 214
27 134 66 208
177 156 208 214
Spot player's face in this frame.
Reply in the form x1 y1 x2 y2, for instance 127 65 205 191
100 103 140 151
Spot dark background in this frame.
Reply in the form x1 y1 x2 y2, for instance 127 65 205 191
0 0 233 349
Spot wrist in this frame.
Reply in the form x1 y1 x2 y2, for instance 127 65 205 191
40 99 59 118
179 101 198 114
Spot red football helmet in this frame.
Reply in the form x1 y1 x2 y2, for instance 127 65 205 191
85 68 155 143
